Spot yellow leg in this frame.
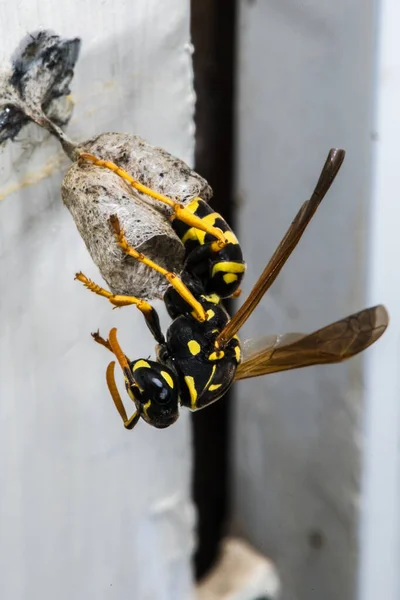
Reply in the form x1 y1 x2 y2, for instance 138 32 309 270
75 271 153 314
79 152 229 246
109 215 207 322
76 274 166 344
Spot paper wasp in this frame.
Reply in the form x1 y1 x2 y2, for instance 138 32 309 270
75 149 388 430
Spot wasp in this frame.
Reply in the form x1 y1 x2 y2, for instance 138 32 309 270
75 149 388 430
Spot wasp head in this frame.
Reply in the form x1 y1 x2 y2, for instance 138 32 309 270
125 360 180 429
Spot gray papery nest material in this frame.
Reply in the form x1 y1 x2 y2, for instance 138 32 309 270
0 30 212 299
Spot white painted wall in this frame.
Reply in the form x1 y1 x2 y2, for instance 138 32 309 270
232 1 395 599
359 1 400 599
0 2 196 600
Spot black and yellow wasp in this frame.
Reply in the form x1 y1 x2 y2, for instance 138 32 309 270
75 149 388 430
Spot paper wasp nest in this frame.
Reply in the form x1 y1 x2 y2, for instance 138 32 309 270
62 133 212 299
0 30 213 299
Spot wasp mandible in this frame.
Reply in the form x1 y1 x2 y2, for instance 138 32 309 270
75 149 388 430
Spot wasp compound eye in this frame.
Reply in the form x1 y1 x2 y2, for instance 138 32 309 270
138 372 175 406
146 375 171 405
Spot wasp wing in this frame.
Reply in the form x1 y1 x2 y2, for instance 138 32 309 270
216 148 345 347
234 305 388 381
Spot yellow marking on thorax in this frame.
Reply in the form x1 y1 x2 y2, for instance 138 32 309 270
161 370 174 388
206 309 215 320
209 383 222 392
188 340 201 356
223 273 238 284
235 345 241 363
209 350 225 361
133 360 151 370
211 262 246 277
184 376 198 409
202 293 220 304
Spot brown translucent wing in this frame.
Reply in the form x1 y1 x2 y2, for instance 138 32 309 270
216 148 346 347
234 305 388 381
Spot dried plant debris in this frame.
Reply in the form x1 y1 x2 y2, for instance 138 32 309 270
63 133 212 298
0 30 80 150
0 30 212 299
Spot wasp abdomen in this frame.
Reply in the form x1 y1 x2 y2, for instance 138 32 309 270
171 198 246 298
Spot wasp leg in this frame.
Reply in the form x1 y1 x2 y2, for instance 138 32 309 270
106 362 140 430
109 215 207 322
75 272 165 343
79 152 229 246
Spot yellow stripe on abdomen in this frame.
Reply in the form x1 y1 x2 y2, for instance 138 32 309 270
182 212 221 245
209 383 222 392
186 199 201 214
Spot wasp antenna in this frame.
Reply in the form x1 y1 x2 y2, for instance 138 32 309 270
215 148 346 347
106 361 129 422
108 328 135 386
